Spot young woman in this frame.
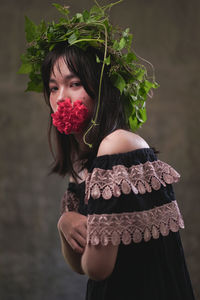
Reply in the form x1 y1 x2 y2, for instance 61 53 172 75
21 3 195 299
40 43 195 299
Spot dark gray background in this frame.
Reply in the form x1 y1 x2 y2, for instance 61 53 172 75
0 0 199 299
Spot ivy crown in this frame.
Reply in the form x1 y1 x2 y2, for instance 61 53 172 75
19 0 159 133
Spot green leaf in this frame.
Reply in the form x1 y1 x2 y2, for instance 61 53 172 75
104 55 110 65
135 69 145 81
128 113 138 132
19 53 29 63
26 80 43 92
142 80 154 93
112 73 126 94
76 13 83 21
90 5 103 16
26 74 43 92
136 107 147 123
130 95 138 101
49 43 56 51
68 31 79 44
119 37 126 50
52 3 70 16
124 96 133 119
18 54 32 74
122 28 130 37
83 10 90 21
18 62 32 74
25 16 38 42
113 40 119 51
125 52 137 63
152 82 160 89
96 55 101 63
38 20 46 34
140 107 147 123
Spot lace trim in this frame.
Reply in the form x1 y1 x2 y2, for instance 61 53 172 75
85 160 180 202
87 200 184 246
60 190 79 214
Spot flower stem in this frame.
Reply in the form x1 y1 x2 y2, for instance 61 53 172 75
83 22 108 148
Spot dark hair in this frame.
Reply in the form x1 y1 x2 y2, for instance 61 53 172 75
41 42 128 178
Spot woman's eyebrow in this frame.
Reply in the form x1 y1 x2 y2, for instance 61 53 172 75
49 74 78 83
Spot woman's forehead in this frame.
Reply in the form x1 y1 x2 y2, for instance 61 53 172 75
51 56 70 78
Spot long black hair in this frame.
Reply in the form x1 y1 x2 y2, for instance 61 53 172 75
41 42 128 178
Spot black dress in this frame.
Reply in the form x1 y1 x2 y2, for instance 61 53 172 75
61 148 195 300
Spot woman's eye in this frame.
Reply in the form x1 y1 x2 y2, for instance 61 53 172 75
70 81 81 87
49 86 58 92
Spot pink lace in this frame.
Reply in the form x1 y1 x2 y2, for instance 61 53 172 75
87 200 184 246
85 160 180 203
61 190 79 214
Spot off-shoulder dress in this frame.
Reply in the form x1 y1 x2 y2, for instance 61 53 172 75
61 148 195 300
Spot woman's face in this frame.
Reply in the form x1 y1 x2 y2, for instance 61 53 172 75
49 56 94 118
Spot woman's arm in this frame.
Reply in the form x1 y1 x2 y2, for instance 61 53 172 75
81 243 118 281
58 229 84 274
57 211 87 274
81 129 149 281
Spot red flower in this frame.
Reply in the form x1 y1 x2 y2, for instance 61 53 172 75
51 98 89 134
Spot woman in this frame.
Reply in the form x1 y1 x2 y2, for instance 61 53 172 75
21 2 195 299
41 42 194 299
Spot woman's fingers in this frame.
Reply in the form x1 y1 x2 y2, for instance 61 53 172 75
76 232 87 248
69 238 85 254
77 222 87 240
65 228 87 249
58 211 87 252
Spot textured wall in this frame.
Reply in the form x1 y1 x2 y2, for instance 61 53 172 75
0 0 199 299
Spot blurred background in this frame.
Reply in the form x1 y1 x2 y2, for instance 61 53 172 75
0 0 199 299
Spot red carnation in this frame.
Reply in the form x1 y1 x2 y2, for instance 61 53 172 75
51 98 89 135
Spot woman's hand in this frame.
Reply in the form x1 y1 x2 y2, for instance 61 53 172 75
57 212 87 254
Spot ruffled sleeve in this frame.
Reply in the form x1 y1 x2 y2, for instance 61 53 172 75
85 148 184 246
60 182 79 214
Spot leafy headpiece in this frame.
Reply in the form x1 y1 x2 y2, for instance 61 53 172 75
19 0 158 147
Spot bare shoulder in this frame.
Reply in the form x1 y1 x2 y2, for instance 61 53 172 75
97 129 149 157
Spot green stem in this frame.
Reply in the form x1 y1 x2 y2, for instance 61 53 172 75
96 0 123 12
70 38 104 45
83 22 108 148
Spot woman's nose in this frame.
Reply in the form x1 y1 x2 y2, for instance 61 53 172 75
56 87 69 104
